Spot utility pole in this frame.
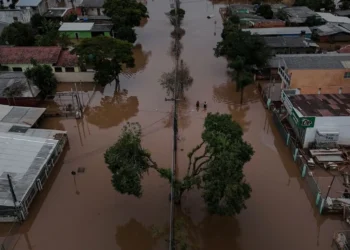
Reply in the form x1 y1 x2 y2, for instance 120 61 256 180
166 0 180 248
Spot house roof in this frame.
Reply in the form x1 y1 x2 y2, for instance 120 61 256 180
317 12 350 24
282 6 317 23
243 27 311 36
313 23 350 36
43 8 70 18
91 24 112 32
81 0 104 7
58 22 94 31
0 72 40 98
289 94 350 117
56 50 78 67
338 44 350 53
334 10 350 17
270 53 350 69
263 36 311 48
0 104 45 127
16 0 41 7
0 46 61 64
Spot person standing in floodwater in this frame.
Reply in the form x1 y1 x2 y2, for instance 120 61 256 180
196 101 200 108
203 101 207 109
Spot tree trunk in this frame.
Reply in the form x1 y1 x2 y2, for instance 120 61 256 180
235 72 240 92
240 86 244 105
115 76 120 92
173 186 185 205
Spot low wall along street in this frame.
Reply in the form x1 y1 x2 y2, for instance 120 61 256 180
54 72 95 83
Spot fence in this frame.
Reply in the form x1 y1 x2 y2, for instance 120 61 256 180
272 111 325 214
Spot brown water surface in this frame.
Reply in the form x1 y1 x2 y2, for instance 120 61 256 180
1 0 346 249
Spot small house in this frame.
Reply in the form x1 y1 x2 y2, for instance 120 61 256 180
80 0 104 16
243 27 312 38
279 6 317 25
16 0 48 15
263 36 318 55
58 22 112 39
312 23 350 43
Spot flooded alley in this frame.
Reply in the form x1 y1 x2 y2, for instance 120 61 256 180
0 0 347 250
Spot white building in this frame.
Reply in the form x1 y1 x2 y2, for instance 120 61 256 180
281 89 350 148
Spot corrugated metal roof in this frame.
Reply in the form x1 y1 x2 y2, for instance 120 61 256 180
16 0 41 6
317 12 350 23
0 105 45 127
59 22 94 31
0 132 59 207
271 53 350 69
243 27 311 36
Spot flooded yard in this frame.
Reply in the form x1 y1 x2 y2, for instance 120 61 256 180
0 0 347 249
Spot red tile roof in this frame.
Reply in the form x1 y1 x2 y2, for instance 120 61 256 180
0 46 61 64
56 50 79 67
338 44 350 53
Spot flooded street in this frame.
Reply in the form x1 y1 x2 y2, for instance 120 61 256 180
2 0 347 249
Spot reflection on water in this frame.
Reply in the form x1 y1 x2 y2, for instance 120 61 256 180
85 89 139 128
122 44 152 76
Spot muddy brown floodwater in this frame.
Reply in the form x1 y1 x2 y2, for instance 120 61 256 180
0 1 347 250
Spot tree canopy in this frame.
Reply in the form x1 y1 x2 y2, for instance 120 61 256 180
24 59 57 97
103 0 148 42
105 113 254 216
256 4 273 19
293 0 335 11
0 22 35 46
73 36 134 87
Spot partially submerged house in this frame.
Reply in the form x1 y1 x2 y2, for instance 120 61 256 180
317 12 350 24
58 22 112 39
0 46 79 73
281 89 350 148
263 36 318 55
243 27 312 38
0 104 67 222
247 19 285 28
0 72 40 106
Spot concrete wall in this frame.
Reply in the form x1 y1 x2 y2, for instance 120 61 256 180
288 69 350 94
38 0 48 15
54 72 95 82
0 9 31 23
304 116 350 147
62 31 92 39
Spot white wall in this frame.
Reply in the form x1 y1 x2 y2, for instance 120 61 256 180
85 7 104 16
303 116 350 147
0 9 31 24
54 72 95 82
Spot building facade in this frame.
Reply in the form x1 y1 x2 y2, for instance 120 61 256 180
281 89 350 148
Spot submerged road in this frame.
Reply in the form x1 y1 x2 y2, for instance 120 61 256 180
0 0 347 249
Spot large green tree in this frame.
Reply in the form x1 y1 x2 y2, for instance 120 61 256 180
105 113 254 216
73 36 134 88
103 0 148 43
24 59 57 97
0 22 35 46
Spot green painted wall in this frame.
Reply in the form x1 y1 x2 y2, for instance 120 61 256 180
104 32 111 37
61 31 92 39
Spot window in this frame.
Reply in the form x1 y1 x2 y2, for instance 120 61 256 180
65 67 75 72
344 72 350 79
13 17 18 21
12 67 22 72
54 67 62 72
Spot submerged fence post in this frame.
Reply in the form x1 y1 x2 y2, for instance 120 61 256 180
293 148 299 161
286 133 290 146
302 164 307 178
316 192 321 205
319 198 325 214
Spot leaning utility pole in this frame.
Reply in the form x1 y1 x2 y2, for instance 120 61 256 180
166 0 181 248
